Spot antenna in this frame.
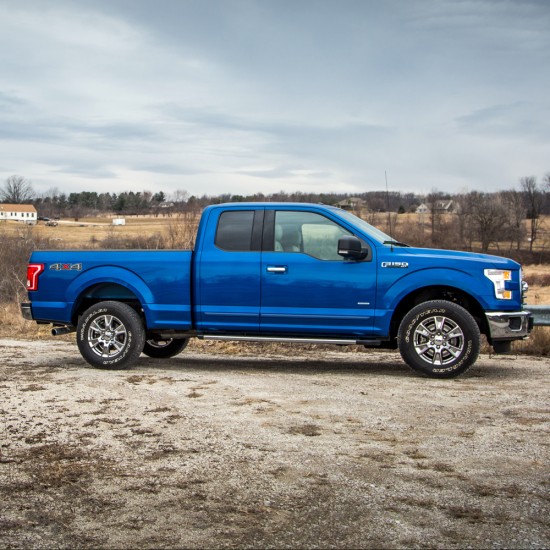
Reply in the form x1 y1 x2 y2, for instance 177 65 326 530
385 170 392 237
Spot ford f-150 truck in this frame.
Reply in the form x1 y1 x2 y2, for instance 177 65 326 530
21 202 532 378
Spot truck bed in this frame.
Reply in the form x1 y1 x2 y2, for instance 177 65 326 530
27 250 193 330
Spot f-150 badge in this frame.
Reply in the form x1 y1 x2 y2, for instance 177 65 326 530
50 263 82 271
381 262 409 268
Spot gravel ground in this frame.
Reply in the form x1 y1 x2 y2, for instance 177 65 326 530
0 338 548 549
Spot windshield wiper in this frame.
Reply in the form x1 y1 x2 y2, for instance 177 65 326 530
383 240 410 247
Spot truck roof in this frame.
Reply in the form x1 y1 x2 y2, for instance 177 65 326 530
206 202 341 211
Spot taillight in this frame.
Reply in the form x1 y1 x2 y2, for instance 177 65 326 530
27 264 44 291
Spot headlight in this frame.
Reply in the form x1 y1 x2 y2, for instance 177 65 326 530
484 269 513 300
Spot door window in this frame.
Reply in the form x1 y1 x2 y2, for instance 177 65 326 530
274 211 351 261
215 211 255 251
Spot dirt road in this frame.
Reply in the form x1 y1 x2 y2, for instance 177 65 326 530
1 339 548 548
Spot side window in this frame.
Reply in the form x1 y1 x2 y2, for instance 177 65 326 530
215 211 255 251
274 211 352 261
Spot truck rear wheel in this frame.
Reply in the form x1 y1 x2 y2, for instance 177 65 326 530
397 300 480 378
143 338 189 358
77 301 145 369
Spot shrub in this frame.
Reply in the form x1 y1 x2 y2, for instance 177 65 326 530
0 228 59 303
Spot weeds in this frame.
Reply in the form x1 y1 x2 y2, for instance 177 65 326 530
514 327 550 356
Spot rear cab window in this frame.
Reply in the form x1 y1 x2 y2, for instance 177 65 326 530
215 210 263 251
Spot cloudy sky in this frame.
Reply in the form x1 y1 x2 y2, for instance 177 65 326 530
1 0 549 198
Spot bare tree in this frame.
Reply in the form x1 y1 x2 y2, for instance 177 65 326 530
0 175 35 203
521 176 544 252
171 189 189 214
427 188 444 244
470 192 508 252
501 190 526 251
454 193 475 249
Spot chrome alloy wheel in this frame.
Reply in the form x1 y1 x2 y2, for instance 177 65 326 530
413 315 465 366
88 314 128 358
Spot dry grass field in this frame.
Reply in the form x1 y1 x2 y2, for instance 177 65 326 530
2 210 549 250
0 216 182 248
1 214 549 352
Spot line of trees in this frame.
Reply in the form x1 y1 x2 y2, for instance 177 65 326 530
415 182 547 254
1 173 549 256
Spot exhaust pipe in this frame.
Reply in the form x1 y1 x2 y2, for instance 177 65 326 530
52 325 76 336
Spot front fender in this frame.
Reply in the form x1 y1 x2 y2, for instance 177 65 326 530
369 267 491 337
381 267 492 311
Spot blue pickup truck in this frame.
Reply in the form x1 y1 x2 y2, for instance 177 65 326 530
21 202 532 378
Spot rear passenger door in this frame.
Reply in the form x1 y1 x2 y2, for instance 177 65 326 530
195 208 263 333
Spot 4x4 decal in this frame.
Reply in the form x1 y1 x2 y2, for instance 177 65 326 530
49 263 82 271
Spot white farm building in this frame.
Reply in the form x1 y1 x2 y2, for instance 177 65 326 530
0 204 37 224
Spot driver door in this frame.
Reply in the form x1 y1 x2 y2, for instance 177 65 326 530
260 209 376 337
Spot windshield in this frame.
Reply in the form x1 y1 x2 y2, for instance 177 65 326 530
336 209 400 245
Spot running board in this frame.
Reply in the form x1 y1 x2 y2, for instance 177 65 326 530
203 335 381 346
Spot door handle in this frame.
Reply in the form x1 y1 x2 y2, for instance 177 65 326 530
266 266 287 273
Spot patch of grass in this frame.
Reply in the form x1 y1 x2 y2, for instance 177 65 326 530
431 462 455 473
125 375 148 384
22 443 91 488
19 384 46 392
404 448 428 460
0 517 26 531
131 427 156 436
395 495 435 509
446 505 486 524
470 483 499 497
145 406 172 413
287 423 322 437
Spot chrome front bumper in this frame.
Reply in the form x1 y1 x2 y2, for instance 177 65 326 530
486 310 532 341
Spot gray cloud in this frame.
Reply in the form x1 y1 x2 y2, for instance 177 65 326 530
0 0 549 196
456 102 550 141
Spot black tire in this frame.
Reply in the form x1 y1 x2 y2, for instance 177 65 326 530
142 338 189 359
77 301 145 369
397 300 480 378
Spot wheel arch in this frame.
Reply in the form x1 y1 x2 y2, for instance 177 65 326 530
389 285 488 342
71 283 143 325
66 266 153 326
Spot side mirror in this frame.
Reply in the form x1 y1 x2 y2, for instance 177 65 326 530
338 235 369 260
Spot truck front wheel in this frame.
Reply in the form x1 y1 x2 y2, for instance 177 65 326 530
143 338 189 358
397 300 480 378
77 301 145 369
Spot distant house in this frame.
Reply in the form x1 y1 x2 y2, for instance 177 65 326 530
416 203 429 214
434 199 455 213
0 204 37 224
416 200 455 215
336 198 365 211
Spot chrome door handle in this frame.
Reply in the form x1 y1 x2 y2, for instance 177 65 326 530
266 266 287 273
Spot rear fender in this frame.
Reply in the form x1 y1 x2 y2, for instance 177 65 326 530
68 266 153 322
